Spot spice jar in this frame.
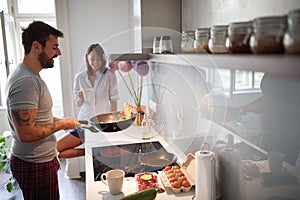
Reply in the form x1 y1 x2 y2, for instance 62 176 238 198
208 25 229 54
284 9 300 54
226 21 252 53
250 16 287 54
152 36 160 54
194 28 210 53
159 36 173 54
181 30 195 53
136 111 145 126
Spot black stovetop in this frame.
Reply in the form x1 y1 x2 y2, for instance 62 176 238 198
92 141 169 181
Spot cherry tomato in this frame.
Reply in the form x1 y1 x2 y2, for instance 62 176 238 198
151 183 157 187
138 184 147 190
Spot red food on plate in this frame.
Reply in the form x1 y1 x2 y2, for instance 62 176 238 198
136 173 158 191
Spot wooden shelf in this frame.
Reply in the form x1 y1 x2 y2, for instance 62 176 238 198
149 54 300 78
110 53 150 61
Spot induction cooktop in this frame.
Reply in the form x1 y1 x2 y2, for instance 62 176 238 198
92 141 170 181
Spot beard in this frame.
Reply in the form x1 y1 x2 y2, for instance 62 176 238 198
38 51 56 69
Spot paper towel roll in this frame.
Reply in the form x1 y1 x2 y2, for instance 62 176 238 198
195 150 216 200
218 148 240 200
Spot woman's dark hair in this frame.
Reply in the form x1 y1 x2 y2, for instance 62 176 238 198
85 43 106 75
22 21 64 54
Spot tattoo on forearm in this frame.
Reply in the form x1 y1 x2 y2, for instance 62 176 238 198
12 109 37 126
12 109 56 139
36 124 56 138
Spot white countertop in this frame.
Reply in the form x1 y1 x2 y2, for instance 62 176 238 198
84 125 195 200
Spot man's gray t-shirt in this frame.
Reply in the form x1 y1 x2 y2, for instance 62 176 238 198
5 64 56 163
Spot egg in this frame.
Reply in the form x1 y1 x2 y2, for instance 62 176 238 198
181 180 191 188
180 175 187 181
164 166 171 171
171 181 181 188
167 173 176 179
177 171 184 177
172 166 180 170
169 176 178 183
166 169 174 175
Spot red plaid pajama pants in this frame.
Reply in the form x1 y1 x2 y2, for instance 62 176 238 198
10 154 60 200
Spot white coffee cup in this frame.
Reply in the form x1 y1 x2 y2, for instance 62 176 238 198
268 151 285 173
100 169 125 195
82 88 94 102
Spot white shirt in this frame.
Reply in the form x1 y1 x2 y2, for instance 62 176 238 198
73 69 118 120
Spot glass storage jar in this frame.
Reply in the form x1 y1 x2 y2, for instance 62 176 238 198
208 25 229 54
226 21 252 53
194 28 210 53
152 36 160 54
159 36 173 54
284 9 300 54
181 30 195 53
250 16 287 54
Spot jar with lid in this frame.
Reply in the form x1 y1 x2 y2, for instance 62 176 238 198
181 30 195 53
250 16 287 54
194 28 210 53
226 21 252 53
208 25 229 54
152 36 160 54
284 9 300 54
159 35 173 54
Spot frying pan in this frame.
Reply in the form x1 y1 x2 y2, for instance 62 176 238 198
139 151 177 168
79 111 136 132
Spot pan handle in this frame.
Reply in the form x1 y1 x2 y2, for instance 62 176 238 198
78 120 89 125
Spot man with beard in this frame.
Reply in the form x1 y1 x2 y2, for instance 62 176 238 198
5 21 79 200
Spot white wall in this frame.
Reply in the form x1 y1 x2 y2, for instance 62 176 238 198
182 0 300 30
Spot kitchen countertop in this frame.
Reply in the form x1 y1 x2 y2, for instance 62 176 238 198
85 125 195 200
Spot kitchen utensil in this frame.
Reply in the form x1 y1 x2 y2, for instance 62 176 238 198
80 125 98 133
139 151 177 168
79 111 136 132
